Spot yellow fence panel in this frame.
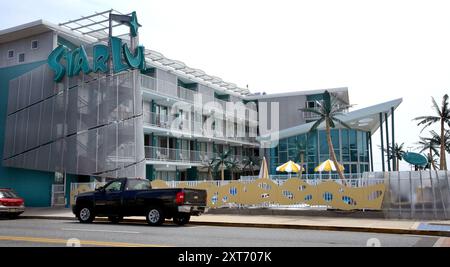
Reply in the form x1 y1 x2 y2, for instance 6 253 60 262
151 178 385 210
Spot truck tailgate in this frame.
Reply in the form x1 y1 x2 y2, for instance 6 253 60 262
183 189 207 206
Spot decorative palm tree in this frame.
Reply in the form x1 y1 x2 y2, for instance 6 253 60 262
425 153 439 170
300 90 352 180
227 159 242 180
294 141 307 178
242 155 261 176
202 160 216 180
417 131 441 171
386 143 406 171
414 94 450 170
211 150 233 181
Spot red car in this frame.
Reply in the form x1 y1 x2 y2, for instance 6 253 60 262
0 188 25 219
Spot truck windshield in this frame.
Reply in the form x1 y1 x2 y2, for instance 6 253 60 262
125 180 151 191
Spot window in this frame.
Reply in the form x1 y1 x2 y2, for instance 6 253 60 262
7 50 14 59
18 53 25 63
105 181 123 192
0 190 19 199
306 101 316 108
126 179 151 191
31 40 39 49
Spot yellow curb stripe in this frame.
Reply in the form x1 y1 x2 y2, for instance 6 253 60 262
0 236 170 247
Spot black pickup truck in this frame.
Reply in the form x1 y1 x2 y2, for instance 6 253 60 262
72 178 207 226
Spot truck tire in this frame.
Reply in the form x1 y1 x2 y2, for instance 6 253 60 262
77 206 95 223
173 214 191 226
108 216 123 224
146 206 165 226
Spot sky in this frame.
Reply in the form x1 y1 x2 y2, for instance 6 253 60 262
1 0 450 170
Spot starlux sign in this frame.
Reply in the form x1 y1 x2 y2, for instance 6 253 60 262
48 12 146 82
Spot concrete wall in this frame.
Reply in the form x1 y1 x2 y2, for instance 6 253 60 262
0 31 54 68
259 94 307 131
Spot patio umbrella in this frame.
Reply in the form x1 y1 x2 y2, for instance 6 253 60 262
314 159 344 179
258 156 269 179
276 161 303 178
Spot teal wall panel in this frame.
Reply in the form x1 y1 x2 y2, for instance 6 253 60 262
0 60 55 207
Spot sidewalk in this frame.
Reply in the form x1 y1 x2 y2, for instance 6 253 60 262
21 207 450 237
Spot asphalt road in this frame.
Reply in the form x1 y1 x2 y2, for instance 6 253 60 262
0 218 440 247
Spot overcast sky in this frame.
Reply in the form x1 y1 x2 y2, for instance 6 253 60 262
1 0 450 170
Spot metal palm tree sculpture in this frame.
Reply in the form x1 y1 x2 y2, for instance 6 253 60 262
387 143 406 171
294 141 307 178
211 150 233 181
227 159 242 180
425 153 439 170
202 160 216 180
414 94 450 170
417 131 441 170
242 155 261 176
300 90 352 180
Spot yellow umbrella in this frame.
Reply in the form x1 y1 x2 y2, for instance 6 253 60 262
314 159 344 172
258 156 269 179
276 161 303 173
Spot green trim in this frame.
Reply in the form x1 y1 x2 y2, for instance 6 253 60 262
146 165 155 181
57 36 78 51
307 94 324 102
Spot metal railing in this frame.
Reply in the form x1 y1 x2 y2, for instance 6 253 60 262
303 106 349 120
145 146 215 164
143 111 258 144
140 75 257 123
51 184 66 207
141 75 194 103
303 111 322 120
240 173 365 180
144 145 246 165
143 111 203 134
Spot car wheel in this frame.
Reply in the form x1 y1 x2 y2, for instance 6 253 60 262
173 214 190 226
146 206 164 226
108 216 123 224
77 207 95 223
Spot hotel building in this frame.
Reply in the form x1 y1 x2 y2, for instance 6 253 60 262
0 10 401 207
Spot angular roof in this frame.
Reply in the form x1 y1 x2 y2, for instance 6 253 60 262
245 87 348 101
258 98 403 144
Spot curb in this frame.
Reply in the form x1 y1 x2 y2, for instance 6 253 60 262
19 215 450 237
188 221 450 237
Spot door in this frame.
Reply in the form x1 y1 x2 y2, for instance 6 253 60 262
51 172 66 207
122 179 152 216
95 180 124 216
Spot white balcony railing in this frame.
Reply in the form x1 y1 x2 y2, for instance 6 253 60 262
140 74 257 123
145 146 244 164
143 111 258 144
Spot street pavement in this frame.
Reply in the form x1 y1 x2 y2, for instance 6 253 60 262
20 207 450 237
0 218 446 247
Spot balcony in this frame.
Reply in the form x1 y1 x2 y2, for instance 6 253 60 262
145 146 217 165
140 75 258 124
140 75 195 104
303 102 349 120
143 111 259 145
145 146 246 166
303 109 322 120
